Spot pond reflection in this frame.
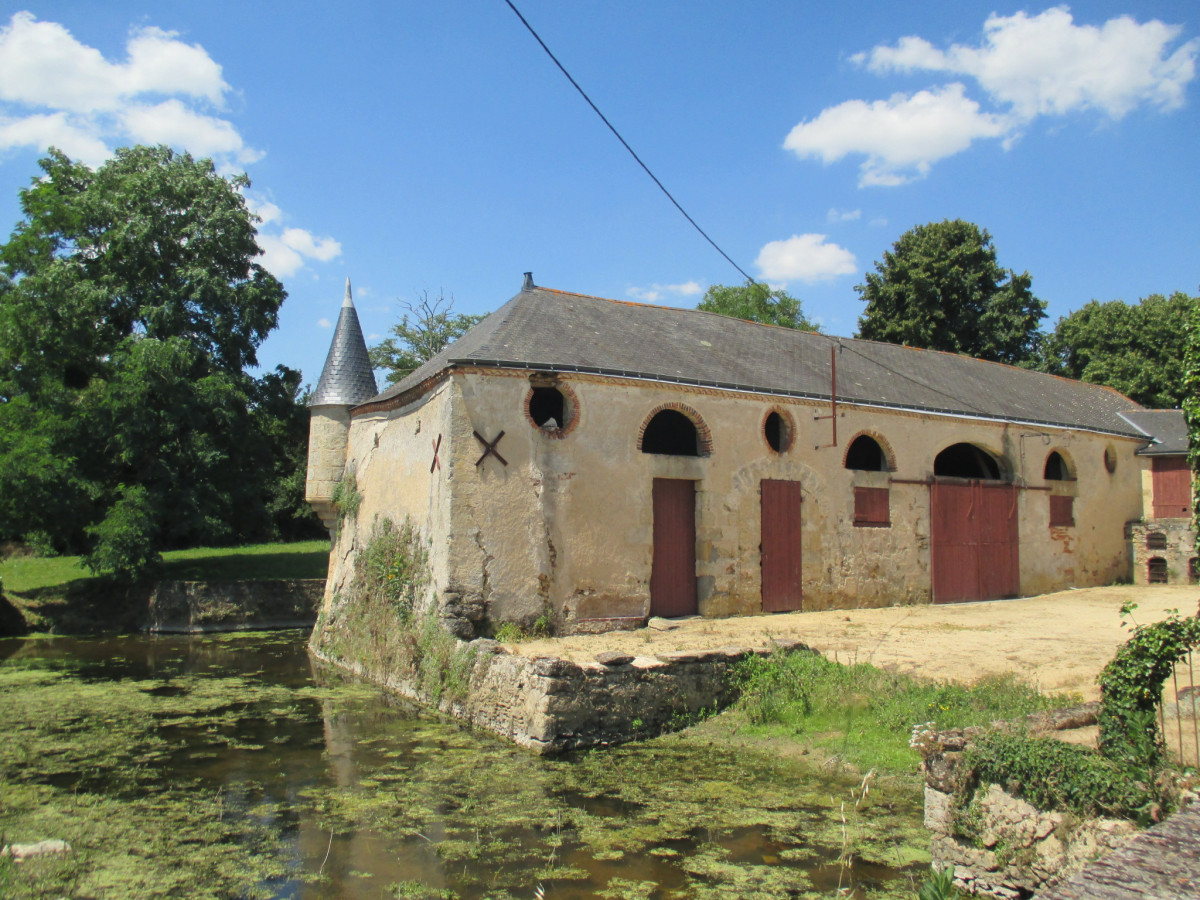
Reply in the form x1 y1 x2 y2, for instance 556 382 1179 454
0 632 928 899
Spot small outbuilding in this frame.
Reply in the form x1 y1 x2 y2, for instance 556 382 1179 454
1122 409 1197 586
307 275 1153 637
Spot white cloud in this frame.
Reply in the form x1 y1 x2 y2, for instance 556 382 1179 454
120 99 252 161
0 111 110 165
317 317 332 329
827 208 861 223
0 12 251 166
861 8 1198 120
627 281 704 302
258 228 343 278
793 8 1196 186
245 194 283 226
755 234 857 284
0 13 343 283
784 84 1009 186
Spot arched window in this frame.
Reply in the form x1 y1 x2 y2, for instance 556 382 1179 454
934 443 1003 480
1044 451 1072 481
1147 532 1168 550
845 435 887 471
1148 557 1168 584
763 410 793 453
641 409 700 456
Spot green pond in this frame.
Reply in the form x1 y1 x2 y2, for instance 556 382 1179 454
0 631 929 899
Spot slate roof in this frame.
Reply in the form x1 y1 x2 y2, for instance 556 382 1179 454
1120 409 1189 455
310 279 377 407
363 281 1144 438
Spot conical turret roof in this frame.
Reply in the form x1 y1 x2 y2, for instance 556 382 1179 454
310 279 377 406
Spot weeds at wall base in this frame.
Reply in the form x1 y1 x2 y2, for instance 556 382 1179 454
312 515 484 709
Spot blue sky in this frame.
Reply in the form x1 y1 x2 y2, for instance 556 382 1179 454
0 2 1197 387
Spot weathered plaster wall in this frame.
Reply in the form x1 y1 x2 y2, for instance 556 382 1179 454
320 380 456 623
305 405 352 531
328 368 1145 634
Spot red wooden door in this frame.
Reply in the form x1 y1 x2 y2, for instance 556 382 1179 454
1152 457 1191 518
931 481 1019 603
761 479 803 612
650 479 697 617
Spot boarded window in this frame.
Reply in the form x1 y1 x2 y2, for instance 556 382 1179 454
854 487 890 527
1147 532 1168 550
1148 557 1169 584
1049 495 1074 527
846 435 887 471
641 410 699 456
1151 457 1191 518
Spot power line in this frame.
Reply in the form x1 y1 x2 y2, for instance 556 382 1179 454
502 0 756 285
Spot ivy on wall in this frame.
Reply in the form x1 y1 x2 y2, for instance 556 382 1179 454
1097 611 1200 767
1184 295 1200 552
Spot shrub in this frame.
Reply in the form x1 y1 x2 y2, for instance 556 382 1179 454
956 730 1159 823
1098 612 1200 767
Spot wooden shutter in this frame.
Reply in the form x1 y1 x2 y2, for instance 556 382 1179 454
1151 457 1191 519
1049 495 1074 527
853 487 890 527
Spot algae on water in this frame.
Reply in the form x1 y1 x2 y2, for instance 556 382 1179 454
0 632 930 899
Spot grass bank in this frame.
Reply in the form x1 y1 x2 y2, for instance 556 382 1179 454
698 650 1080 782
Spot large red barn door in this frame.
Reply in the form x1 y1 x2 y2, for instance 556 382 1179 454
931 481 1019 603
761 479 803 612
650 479 697 617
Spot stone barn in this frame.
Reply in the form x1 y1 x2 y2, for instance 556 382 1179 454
307 275 1150 638
1122 409 1197 586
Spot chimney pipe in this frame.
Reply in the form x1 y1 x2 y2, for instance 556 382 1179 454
522 272 534 291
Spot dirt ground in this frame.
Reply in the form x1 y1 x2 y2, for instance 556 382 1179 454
513 585 1200 703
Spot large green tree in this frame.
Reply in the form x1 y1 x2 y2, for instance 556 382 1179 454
1037 292 1195 408
370 290 485 385
855 220 1046 364
0 146 315 578
697 282 820 330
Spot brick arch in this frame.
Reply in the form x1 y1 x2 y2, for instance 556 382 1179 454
842 430 896 472
1044 448 1076 481
637 402 714 457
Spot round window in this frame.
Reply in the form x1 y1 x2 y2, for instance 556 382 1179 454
1103 445 1117 474
763 410 793 453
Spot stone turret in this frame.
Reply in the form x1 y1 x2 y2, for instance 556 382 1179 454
306 279 377 532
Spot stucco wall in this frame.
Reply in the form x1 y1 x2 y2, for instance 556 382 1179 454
327 368 1145 634
320 379 455 620
450 370 1142 629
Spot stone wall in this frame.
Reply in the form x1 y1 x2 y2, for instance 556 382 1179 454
145 580 325 633
1127 520 1197 586
917 715 1138 899
310 632 807 754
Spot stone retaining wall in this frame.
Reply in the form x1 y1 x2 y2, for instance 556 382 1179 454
310 636 807 754
145 580 325 633
917 710 1138 899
